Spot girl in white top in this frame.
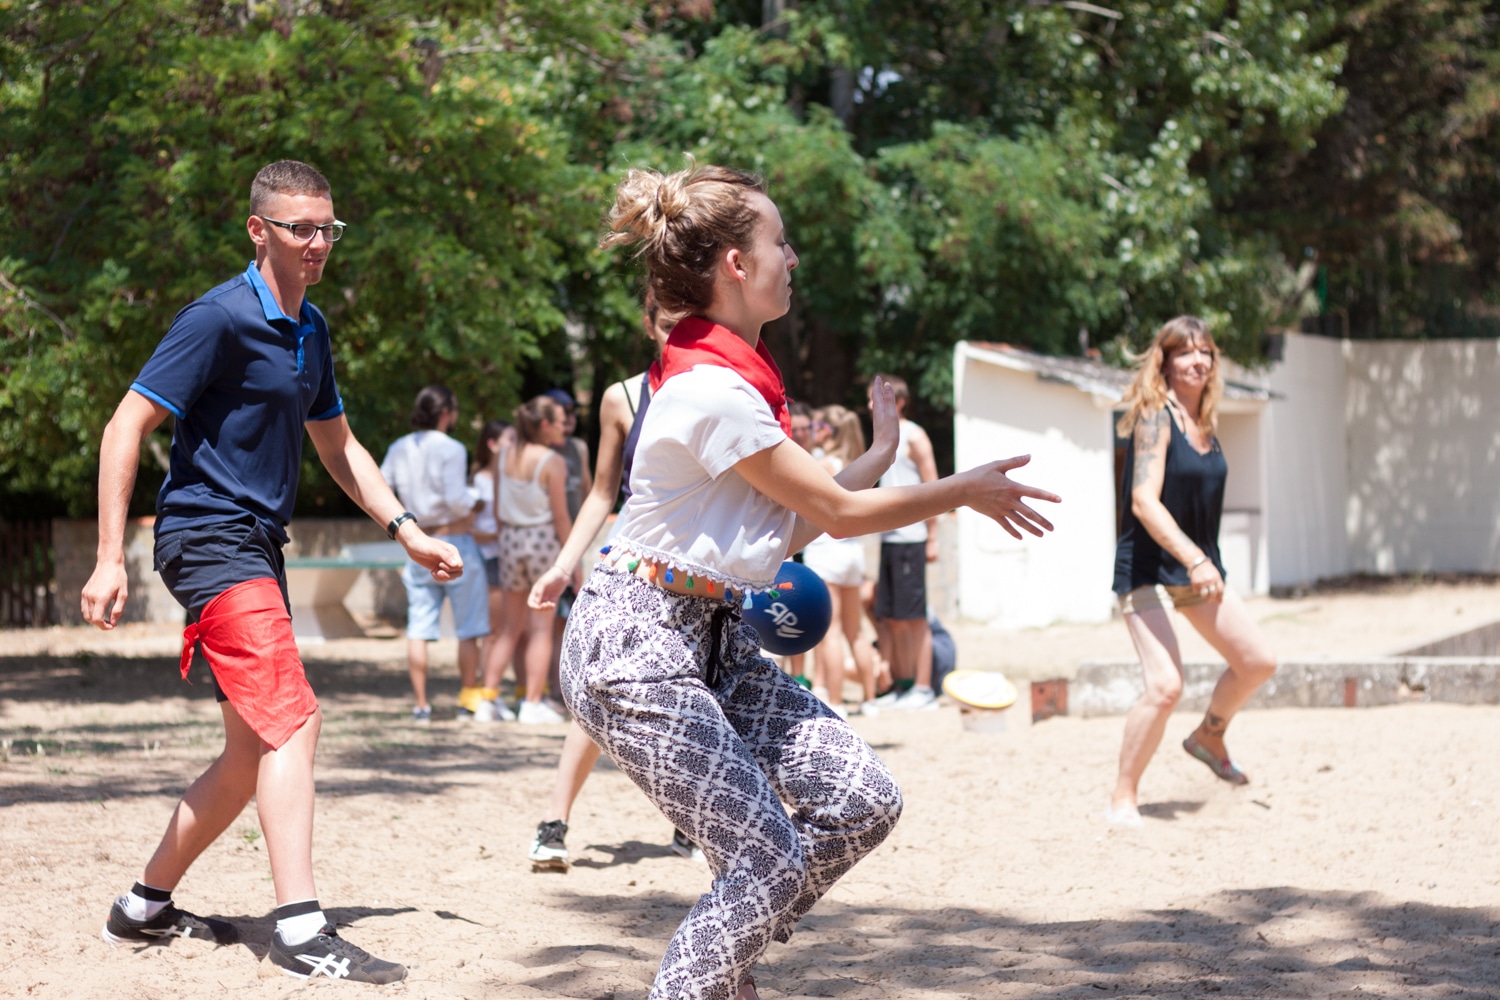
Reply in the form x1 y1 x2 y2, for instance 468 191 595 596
469 419 517 719
561 162 1061 1000
478 395 573 725
802 405 880 716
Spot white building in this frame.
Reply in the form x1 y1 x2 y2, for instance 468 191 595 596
951 332 1500 628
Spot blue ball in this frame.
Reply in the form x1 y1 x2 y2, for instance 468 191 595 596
743 561 832 656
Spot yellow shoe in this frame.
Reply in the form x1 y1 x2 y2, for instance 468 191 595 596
456 687 485 714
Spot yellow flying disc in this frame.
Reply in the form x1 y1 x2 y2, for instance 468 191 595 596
942 669 1019 710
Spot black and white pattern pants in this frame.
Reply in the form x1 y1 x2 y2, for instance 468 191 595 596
561 565 903 1000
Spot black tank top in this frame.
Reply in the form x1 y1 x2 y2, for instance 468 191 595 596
1113 409 1228 594
618 375 652 505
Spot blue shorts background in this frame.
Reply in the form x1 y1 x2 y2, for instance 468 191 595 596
403 533 490 641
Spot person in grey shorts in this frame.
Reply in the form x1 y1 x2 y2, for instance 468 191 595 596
870 373 942 710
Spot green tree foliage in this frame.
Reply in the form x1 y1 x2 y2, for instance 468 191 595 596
1 0 598 516
1238 1 1500 339
823 1 1345 397
1 0 1353 513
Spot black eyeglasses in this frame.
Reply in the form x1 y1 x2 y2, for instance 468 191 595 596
260 217 347 242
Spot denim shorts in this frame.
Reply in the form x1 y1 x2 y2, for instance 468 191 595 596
402 532 491 641
1117 583 1211 616
155 516 291 703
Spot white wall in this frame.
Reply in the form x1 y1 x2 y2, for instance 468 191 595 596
953 348 1117 626
1262 332 1351 586
1344 338 1500 573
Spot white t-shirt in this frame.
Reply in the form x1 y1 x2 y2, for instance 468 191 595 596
380 430 479 529
472 469 499 560
613 365 794 591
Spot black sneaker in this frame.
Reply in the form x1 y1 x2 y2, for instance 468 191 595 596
529 819 569 870
669 828 705 863
267 923 406 984
101 897 238 946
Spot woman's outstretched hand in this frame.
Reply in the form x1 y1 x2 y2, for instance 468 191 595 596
967 455 1061 539
529 564 570 610
866 376 901 461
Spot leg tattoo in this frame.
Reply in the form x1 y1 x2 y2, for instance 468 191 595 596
1200 711 1228 737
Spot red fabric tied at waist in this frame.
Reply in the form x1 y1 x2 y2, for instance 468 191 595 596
179 577 317 749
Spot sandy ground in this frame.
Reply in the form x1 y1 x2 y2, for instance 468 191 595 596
3 580 1500 998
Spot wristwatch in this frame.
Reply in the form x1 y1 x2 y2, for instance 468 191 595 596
386 512 418 539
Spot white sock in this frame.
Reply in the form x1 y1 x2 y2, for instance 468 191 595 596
275 900 327 945
123 882 171 921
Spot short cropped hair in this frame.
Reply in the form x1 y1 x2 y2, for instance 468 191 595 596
250 160 331 217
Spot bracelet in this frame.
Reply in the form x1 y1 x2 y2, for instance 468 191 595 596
386 512 418 539
1187 555 1208 571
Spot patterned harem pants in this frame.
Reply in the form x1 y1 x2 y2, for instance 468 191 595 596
560 565 904 1000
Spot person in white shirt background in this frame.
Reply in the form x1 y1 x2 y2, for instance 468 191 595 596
869 373 942 711
380 385 489 722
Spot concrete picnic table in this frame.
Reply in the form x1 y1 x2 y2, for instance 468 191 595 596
284 541 406 642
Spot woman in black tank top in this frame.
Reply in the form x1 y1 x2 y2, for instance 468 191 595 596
519 293 690 870
1107 316 1278 829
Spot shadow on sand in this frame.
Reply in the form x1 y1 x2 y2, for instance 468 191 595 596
501 887 1500 998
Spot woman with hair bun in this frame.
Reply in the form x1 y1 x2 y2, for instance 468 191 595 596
1107 316 1278 828
568 161 1060 1000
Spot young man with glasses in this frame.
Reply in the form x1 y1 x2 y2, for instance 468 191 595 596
81 159 459 984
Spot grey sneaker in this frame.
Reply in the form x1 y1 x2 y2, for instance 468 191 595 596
102 897 237 946
529 819 569 870
410 705 431 724
474 699 517 723
669 828 705 863
267 923 406 984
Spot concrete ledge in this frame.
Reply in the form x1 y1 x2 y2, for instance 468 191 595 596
1069 658 1500 717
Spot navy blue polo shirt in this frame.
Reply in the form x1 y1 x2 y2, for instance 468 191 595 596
131 261 345 545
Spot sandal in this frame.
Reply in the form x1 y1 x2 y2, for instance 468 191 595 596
1182 733 1249 785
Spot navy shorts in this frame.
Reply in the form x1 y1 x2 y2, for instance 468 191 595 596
874 541 927 621
155 516 290 702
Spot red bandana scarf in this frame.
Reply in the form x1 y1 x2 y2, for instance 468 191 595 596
648 315 792 435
